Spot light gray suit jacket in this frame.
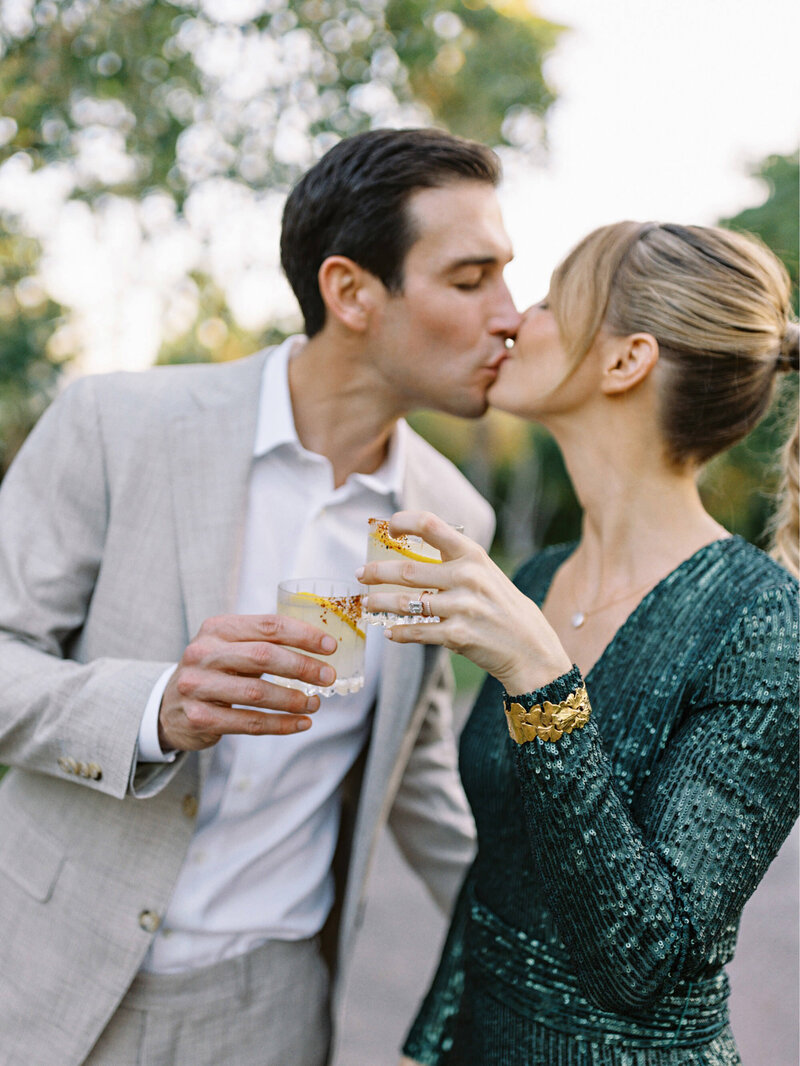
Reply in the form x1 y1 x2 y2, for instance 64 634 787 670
0 350 494 1065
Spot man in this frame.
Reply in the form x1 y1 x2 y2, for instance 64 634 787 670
0 128 520 1065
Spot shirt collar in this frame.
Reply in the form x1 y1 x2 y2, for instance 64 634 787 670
253 335 407 502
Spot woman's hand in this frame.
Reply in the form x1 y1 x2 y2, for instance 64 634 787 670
399 1058 424 1066
358 511 572 694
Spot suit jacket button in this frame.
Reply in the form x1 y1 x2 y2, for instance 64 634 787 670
138 910 161 933
58 756 79 775
77 762 91 777
87 763 103 781
181 794 199 819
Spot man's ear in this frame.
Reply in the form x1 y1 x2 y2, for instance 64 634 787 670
317 256 380 333
601 333 660 395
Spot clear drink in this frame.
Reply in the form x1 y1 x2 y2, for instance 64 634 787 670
364 518 441 626
277 580 366 696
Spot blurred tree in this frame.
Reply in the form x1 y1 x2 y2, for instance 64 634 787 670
0 230 66 473
0 0 563 475
386 0 559 147
720 151 799 313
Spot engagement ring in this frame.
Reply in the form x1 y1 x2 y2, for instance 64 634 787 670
408 599 425 615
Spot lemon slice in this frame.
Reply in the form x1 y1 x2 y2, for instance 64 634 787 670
295 591 366 638
369 520 442 564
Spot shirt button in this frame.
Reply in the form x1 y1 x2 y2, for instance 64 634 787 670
181 794 199 818
138 910 161 933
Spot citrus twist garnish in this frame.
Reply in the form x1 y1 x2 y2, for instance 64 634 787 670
368 519 441 564
295 592 366 638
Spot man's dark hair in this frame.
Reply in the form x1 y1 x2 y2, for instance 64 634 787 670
280 128 502 337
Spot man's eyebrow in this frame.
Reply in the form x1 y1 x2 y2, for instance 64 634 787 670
446 256 503 270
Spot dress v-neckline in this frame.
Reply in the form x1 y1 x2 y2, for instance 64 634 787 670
533 536 737 683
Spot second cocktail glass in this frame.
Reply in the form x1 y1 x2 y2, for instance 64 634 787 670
363 518 442 626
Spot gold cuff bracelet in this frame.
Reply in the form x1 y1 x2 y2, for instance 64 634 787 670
504 684 591 745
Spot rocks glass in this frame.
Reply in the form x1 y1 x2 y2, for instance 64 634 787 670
276 579 366 696
363 518 442 626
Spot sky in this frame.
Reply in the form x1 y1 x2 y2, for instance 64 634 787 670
499 0 800 306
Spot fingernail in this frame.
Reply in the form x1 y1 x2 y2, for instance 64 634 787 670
296 718 312 732
321 636 337 652
320 666 335 684
355 566 364 580
384 629 394 641
305 697 318 712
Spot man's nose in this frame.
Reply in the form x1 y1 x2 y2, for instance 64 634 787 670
489 282 522 340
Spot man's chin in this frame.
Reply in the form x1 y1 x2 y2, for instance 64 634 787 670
443 394 489 419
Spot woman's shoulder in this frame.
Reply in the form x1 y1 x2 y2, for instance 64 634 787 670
713 536 798 608
688 538 798 703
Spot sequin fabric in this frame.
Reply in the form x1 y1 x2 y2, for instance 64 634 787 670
404 537 799 1065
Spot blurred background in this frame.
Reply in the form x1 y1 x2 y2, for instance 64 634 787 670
0 1 798 1063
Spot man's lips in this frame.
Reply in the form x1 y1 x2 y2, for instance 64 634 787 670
484 348 511 373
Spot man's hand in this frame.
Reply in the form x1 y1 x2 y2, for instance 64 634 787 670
159 614 338 751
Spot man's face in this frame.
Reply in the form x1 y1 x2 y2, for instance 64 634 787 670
366 181 520 418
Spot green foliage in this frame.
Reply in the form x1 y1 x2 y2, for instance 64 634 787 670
387 0 563 145
0 1 200 199
0 230 66 473
720 152 799 314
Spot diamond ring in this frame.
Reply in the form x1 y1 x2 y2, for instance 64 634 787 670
408 599 424 615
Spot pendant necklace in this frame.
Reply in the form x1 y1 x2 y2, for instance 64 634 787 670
570 578 657 629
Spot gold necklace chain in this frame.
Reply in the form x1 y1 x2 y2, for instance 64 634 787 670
570 578 657 629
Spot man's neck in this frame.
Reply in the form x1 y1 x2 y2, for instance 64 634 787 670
287 333 403 488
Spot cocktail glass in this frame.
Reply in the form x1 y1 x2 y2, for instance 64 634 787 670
276 579 366 696
363 518 443 626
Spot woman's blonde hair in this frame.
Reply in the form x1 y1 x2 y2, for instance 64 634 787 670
548 221 799 575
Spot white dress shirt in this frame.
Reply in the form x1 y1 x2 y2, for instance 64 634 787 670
140 336 407 973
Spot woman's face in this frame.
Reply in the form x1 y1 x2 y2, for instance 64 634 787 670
488 299 584 418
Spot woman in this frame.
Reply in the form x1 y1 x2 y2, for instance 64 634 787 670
358 222 799 1065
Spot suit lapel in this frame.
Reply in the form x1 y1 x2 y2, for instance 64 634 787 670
370 641 426 768
167 357 265 639
167 354 267 793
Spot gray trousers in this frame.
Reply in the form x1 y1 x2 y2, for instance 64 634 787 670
83 938 331 1066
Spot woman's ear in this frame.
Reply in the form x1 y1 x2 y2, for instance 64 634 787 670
601 333 660 395
317 256 380 333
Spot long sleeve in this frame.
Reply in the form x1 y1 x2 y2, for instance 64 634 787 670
509 582 799 1015
0 378 183 798
402 865 474 1064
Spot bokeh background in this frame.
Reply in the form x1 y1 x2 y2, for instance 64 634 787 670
0 1 798 1063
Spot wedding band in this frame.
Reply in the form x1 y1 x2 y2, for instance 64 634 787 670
421 593 433 618
408 599 424 615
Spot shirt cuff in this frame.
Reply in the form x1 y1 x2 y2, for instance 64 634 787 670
137 665 178 763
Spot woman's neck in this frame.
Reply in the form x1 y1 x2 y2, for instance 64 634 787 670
545 408 729 600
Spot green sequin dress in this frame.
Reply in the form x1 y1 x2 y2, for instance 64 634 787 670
404 537 799 1066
